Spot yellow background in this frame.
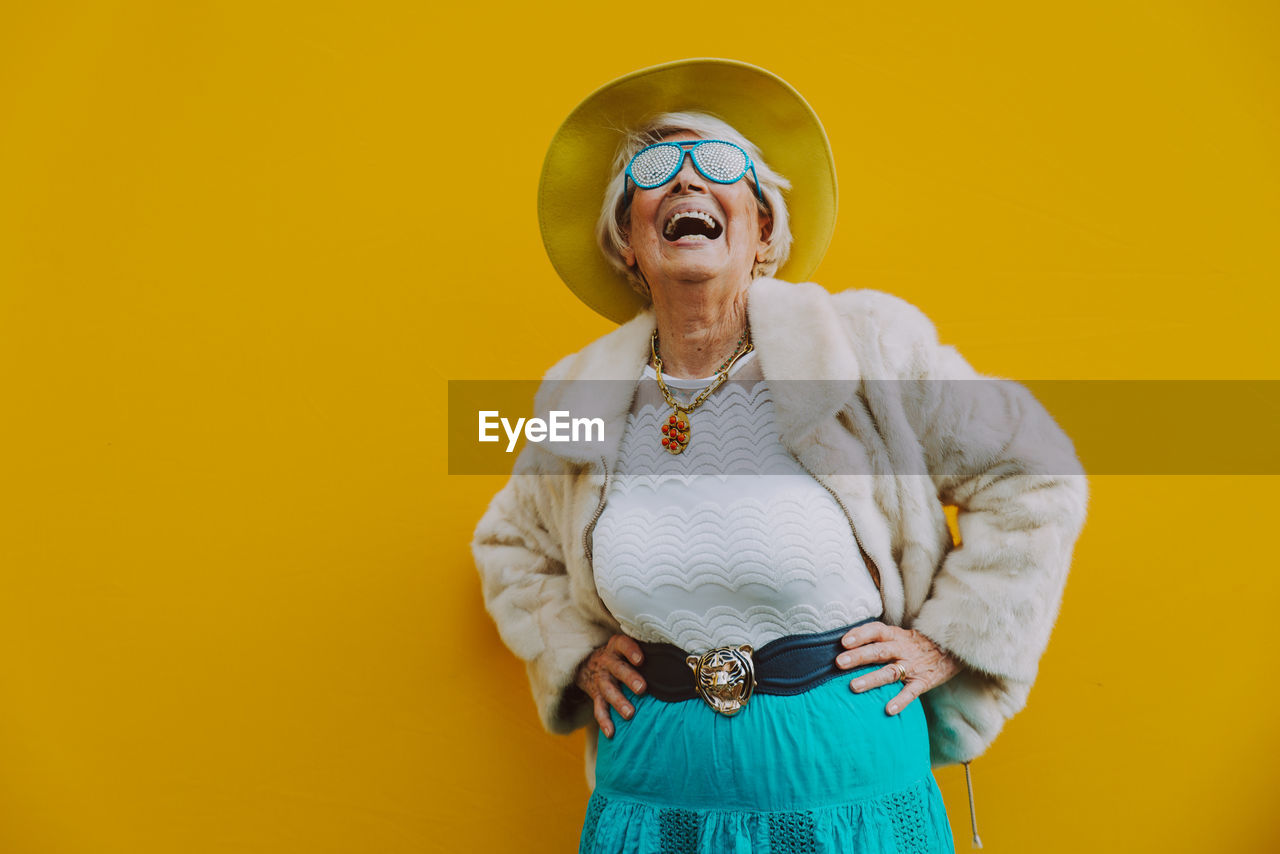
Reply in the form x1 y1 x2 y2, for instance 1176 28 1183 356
2 2 1277 852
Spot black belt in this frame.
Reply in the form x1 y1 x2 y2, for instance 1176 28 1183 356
638 617 876 717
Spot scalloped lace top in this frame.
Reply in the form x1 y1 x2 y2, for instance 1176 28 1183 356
592 350 883 652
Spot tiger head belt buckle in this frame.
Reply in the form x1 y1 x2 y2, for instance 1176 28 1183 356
686 644 756 716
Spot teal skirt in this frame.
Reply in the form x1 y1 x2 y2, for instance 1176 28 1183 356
580 664 955 854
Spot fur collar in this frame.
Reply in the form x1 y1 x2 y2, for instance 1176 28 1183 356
533 277 862 465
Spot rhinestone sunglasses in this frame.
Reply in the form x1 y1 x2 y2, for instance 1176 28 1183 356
624 139 763 201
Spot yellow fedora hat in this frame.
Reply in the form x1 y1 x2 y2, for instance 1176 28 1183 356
538 58 838 324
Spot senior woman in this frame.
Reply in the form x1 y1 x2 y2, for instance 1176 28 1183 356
473 59 1087 853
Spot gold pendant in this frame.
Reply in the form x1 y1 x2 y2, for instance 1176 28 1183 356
660 407 690 454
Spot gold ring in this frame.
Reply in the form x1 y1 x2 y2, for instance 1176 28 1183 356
894 663 909 683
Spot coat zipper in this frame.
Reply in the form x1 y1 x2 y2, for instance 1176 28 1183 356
582 455 610 566
789 454 883 594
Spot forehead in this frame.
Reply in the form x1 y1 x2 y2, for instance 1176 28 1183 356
654 130 704 144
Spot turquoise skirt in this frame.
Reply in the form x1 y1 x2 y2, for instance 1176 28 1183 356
580 664 955 854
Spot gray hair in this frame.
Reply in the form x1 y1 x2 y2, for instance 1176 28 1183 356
595 111 793 299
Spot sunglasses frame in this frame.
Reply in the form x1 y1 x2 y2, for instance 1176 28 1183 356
624 139 763 201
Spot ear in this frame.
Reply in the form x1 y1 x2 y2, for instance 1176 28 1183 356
621 239 636 267
755 209 774 262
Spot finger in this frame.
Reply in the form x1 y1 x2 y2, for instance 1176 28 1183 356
841 621 894 649
609 635 645 667
836 641 898 669
604 656 647 694
885 681 924 716
596 677 635 722
593 695 614 739
849 663 904 693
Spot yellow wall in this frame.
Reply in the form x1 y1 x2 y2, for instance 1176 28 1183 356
2 2 1277 851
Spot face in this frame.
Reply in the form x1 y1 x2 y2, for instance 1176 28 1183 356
621 132 772 289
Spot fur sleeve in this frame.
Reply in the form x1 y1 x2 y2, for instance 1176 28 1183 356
866 291 1089 762
471 448 613 735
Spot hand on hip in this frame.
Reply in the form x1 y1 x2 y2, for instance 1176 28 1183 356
836 621 962 716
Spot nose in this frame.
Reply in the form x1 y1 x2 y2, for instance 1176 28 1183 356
667 152 706 194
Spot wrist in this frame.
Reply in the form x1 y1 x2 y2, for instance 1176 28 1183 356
572 649 596 692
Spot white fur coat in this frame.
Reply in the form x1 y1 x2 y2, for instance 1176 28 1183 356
472 276 1088 768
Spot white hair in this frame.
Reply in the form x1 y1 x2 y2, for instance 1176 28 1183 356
595 111 793 299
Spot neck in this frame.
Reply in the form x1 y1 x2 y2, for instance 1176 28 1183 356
649 277 751 379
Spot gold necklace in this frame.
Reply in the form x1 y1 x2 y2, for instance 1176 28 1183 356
650 327 753 455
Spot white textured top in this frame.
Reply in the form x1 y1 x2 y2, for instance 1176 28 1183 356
592 351 884 652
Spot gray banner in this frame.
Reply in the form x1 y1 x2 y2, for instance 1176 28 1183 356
448 379 1280 476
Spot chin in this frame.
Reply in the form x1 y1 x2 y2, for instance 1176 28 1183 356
665 250 729 277
668 264 724 284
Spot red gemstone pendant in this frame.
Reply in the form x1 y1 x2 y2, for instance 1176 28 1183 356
662 408 690 454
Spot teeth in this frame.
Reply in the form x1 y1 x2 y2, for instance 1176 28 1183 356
664 210 719 236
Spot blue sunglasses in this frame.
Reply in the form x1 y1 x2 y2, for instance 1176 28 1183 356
625 139 763 201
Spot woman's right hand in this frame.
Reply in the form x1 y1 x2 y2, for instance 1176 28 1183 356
574 634 646 738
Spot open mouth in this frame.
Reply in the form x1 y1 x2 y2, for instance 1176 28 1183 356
663 210 723 242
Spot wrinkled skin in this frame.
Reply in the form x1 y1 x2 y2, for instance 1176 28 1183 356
837 621 963 714
574 634 646 738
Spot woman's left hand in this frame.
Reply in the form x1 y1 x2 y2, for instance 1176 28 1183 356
836 622 963 716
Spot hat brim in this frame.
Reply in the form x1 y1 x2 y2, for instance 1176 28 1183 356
538 58 838 324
